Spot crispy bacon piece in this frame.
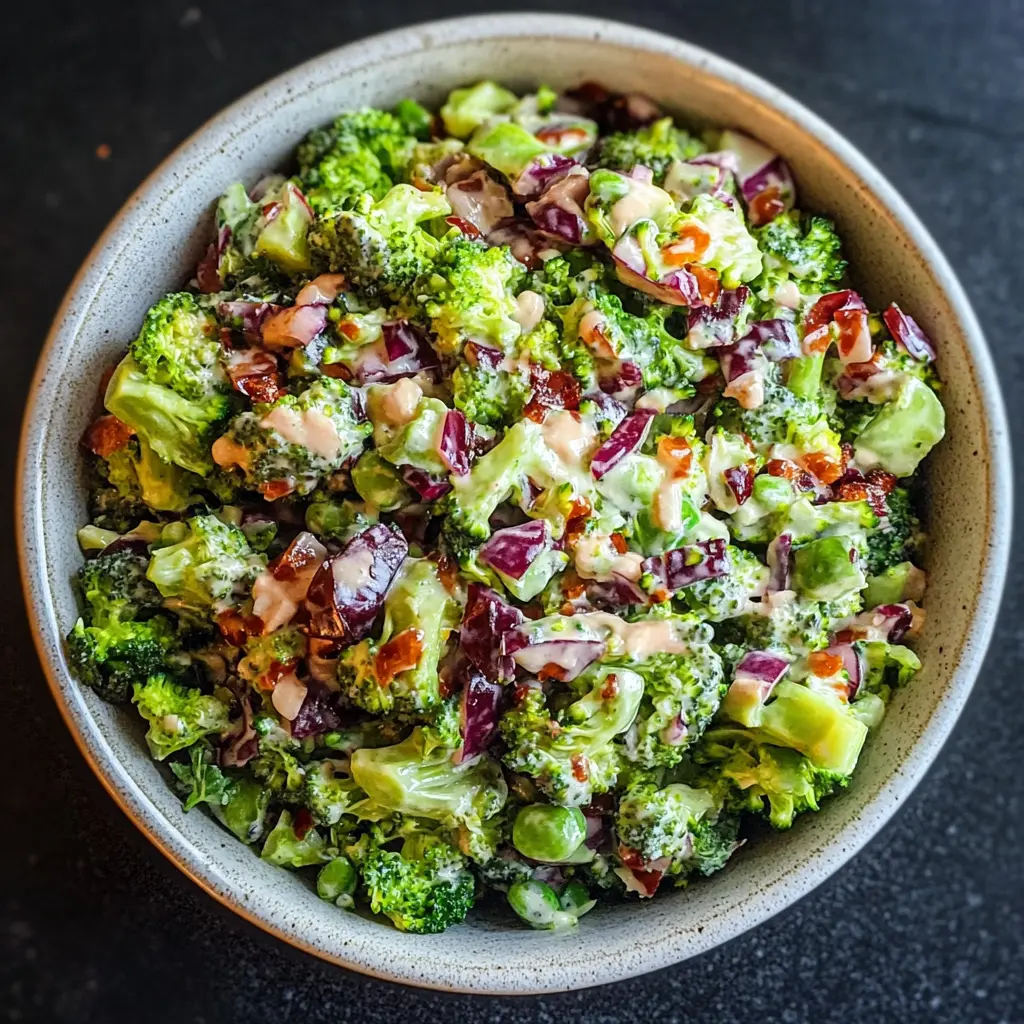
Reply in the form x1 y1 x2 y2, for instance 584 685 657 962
375 628 424 687
523 367 582 422
225 348 285 403
808 651 845 677
748 185 786 227
83 414 134 457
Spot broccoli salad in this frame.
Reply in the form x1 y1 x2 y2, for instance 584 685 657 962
68 80 945 934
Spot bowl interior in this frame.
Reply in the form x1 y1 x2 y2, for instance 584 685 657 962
18 14 1009 993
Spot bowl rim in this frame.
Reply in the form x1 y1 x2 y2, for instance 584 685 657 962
17 12 1012 994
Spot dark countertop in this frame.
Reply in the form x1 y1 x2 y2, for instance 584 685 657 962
2 1 1021 1020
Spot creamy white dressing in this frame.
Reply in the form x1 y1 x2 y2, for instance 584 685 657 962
375 378 423 428
573 535 644 583
609 178 673 239
211 435 251 472
251 533 327 633
331 547 376 592
271 673 308 721
295 273 346 306
773 280 802 309
653 476 685 532
514 290 545 335
723 369 765 410
579 612 691 659
261 406 343 461
541 409 598 470
843 370 906 404
577 308 617 358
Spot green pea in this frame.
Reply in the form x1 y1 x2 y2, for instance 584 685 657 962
512 803 587 862
214 778 269 845
317 857 357 908
558 879 594 916
507 880 576 931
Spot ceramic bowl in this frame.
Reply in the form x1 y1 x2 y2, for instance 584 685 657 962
17 13 1011 994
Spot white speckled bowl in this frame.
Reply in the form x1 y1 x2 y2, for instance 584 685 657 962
17 13 1011 994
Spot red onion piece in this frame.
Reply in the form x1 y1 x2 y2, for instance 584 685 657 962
598 361 643 396
826 642 865 699
686 286 751 349
741 154 796 207
882 303 937 362
290 682 342 739
742 319 801 361
590 409 655 480
641 539 731 595
437 409 471 477
735 650 790 685
218 300 277 339
526 169 592 245
486 218 565 270
445 170 515 236
464 341 504 369
401 466 452 501
512 152 577 199
875 604 914 642
460 583 524 683
479 520 550 581
766 532 793 593
302 524 408 643
723 464 754 505
220 692 257 768
454 667 505 764
718 335 760 384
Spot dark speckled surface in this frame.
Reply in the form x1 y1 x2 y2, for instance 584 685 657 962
2 0 1022 1020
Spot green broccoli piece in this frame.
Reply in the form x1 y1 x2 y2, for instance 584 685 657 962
716 591 862 655
132 674 230 760
170 744 232 811
593 117 706 183
75 548 163 627
260 809 329 868
95 438 199 515
425 236 524 357
361 833 476 933
237 627 307 687
500 668 644 806
753 211 847 288
213 377 371 497
350 726 507 829
129 293 228 403
451 361 531 429
679 547 768 622
618 646 726 768
614 774 718 866
302 759 367 826
146 514 264 614
67 615 178 704
304 496 375 542
440 81 519 139
309 184 449 305
250 713 307 803
865 487 921 576
297 108 417 209
688 815 741 877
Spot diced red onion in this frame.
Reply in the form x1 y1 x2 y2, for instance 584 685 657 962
598 361 643 396
590 409 655 479
882 303 937 362
723 464 754 505
582 391 628 428
486 218 565 270
401 467 452 501
742 319 801 361
454 667 504 764
460 583 524 682
446 170 515 236
875 604 914 643
479 520 550 581
302 524 408 643
685 286 751 349
464 341 504 369
220 693 257 768
436 409 471 477
689 151 740 174
628 165 654 184
584 576 649 610
526 169 592 246
735 650 790 685
218 300 277 339
718 335 760 384
642 539 731 594
742 155 796 206
766 532 793 593
512 152 577 199
507 638 605 681
826 642 865 699
260 304 327 350
290 682 342 739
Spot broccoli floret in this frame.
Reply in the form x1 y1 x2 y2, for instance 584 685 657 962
237 627 307 687
695 727 848 829
260 808 329 868
716 591 862 655
302 758 367 826
250 714 307 802
304 496 375 542
338 558 460 716
88 461 150 533
500 668 644 806
132 674 230 760
361 834 476 934
350 726 507 829
170 744 232 811
67 615 178 704
593 117 706 183
297 108 417 209
130 293 228 404
527 251 609 308
425 236 524 357
76 548 163 627
618 646 726 768
309 184 449 305
865 486 921 576
451 361 531 429
213 377 370 497
753 211 847 288
146 514 264 614
615 775 718 867
679 547 768 622
440 81 519 139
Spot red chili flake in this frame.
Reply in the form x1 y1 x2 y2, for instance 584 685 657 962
445 215 482 238
571 754 589 783
600 674 619 700
513 682 534 704
292 808 314 841
259 479 295 501
216 609 248 648
82 414 134 457
374 629 424 688
748 185 786 227
537 663 569 682
564 496 593 546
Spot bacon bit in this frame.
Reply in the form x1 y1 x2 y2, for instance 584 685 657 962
520 603 545 621
564 496 593 546
257 658 299 691
801 451 844 485
216 609 249 647
619 845 645 871
865 469 898 494
630 865 665 896
765 458 799 481
835 307 871 360
561 574 587 601
657 436 694 478
663 223 711 265
835 481 869 503
83 414 134 457
337 319 361 341
601 674 619 699
292 808 314 841
375 629 424 688
244 614 266 636
259 479 295 501
560 602 577 616
538 663 569 682
844 353 882 381
431 552 460 595
95 143 112 160
320 362 352 380
524 368 582 421
269 534 322 582
234 373 285 403
445 215 483 238
834 629 855 645
808 651 845 677
513 682 534 704
610 533 629 555
748 185 786 227
571 754 589 782
651 587 671 604
536 125 590 148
